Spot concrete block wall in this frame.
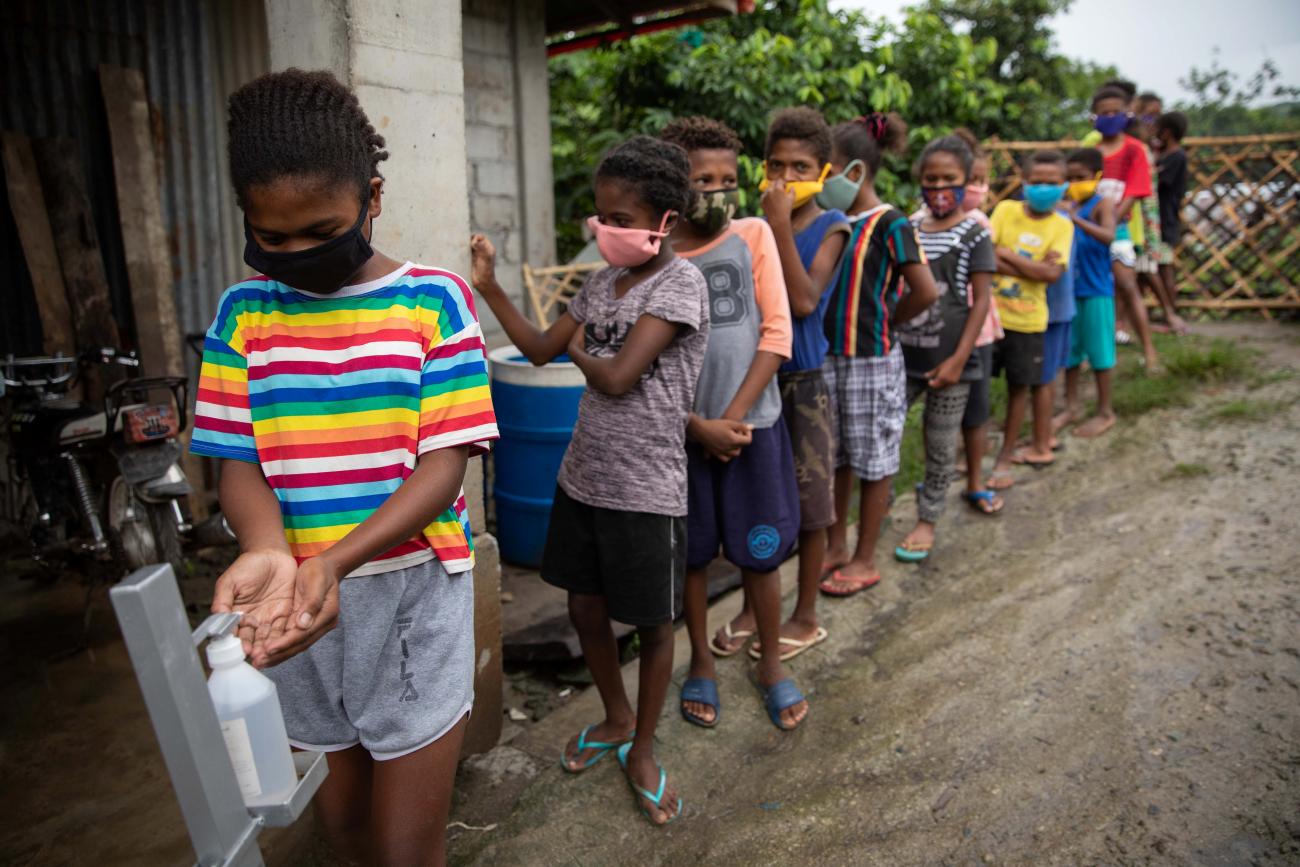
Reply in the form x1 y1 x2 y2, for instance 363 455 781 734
462 0 555 347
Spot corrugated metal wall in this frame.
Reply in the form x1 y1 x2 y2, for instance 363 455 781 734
0 0 267 360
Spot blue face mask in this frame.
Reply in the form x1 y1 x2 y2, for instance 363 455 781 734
1093 113 1130 137
1023 183 1068 213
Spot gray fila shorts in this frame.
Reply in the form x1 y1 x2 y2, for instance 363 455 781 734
265 557 475 761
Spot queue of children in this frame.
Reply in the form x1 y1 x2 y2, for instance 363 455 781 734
196 68 1193 862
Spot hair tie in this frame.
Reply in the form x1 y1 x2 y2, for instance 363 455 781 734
855 112 888 141
868 113 889 142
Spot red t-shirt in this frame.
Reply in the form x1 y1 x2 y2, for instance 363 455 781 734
1098 135 1152 205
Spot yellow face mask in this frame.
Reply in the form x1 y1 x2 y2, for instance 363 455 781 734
1068 174 1101 203
760 163 832 209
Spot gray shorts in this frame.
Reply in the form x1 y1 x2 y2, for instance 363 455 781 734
265 557 475 761
823 345 907 481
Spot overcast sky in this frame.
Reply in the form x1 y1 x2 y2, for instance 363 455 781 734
828 0 1300 105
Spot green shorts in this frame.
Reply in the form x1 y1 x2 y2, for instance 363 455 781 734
1068 295 1116 372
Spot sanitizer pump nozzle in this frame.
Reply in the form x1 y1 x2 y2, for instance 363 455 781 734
196 612 297 808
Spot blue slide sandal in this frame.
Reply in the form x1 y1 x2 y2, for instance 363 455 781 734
617 742 682 826
963 489 1004 515
761 678 807 731
679 677 720 728
560 724 634 773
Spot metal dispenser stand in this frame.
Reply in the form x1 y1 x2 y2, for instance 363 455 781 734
110 564 328 867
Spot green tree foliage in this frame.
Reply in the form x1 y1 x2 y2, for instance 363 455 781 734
548 0 1115 259
1175 56 1300 136
912 0 1114 141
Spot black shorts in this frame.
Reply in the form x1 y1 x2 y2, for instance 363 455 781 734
993 329 1045 388
540 486 686 626
962 345 994 429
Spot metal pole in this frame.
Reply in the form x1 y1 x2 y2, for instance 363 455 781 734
110 565 264 867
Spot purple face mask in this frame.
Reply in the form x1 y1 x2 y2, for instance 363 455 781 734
1094 113 1130 137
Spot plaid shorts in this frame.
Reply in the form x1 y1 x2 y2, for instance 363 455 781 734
823 345 907 482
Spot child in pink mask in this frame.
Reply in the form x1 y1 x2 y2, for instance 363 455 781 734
895 134 998 562
471 135 709 826
910 129 1003 513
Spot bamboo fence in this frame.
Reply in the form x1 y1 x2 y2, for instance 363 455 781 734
523 134 1298 322
983 133 1300 317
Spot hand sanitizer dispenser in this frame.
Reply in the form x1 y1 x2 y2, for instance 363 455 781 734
204 625 297 808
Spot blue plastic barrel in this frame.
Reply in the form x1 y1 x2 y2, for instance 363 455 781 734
489 345 586 567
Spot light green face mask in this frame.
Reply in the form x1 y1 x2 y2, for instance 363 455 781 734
686 187 741 236
815 160 865 212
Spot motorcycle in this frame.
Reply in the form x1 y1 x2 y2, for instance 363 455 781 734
3 348 193 578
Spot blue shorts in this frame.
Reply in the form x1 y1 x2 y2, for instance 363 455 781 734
686 421 799 572
1068 295 1117 372
1040 321 1072 385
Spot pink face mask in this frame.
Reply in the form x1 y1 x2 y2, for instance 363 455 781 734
962 182 989 212
586 212 674 268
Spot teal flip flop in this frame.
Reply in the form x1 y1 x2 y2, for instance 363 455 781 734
560 724 634 774
616 742 682 826
894 541 931 563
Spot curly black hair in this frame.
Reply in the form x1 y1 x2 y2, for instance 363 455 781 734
765 106 832 163
659 116 744 155
1025 148 1067 172
595 135 692 216
1155 111 1188 142
227 68 389 207
1103 79 1137 101
1067 147 1104 175
1091 85 1131 110
914 135 974 182
830 111 908 177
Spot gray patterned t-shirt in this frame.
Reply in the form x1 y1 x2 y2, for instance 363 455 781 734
557 257 710 517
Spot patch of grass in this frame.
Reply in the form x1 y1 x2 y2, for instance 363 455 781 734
1159 336 1257 383
1248 368 1295 389
1111 372 1194 415
1208 398 1279 423
1164 462 1211 479
1109 334 1260 417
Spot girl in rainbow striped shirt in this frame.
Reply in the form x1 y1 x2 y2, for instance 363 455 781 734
192 69 497 864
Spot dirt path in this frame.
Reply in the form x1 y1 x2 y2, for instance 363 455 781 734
449 323 1300 866
0 324 1295 867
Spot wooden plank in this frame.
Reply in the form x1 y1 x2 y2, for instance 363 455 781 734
1 133 75 356
99 64 184 380
33 137 121 402
99 65 212 518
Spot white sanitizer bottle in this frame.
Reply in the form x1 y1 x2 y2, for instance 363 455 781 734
206 635 297 807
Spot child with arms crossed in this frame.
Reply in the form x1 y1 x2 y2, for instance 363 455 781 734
986 150 1074 490
1054 147 1119 438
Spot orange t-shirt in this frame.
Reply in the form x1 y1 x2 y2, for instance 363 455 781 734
678 217 792 427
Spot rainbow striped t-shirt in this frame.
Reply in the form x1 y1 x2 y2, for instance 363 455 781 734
190 262 497 577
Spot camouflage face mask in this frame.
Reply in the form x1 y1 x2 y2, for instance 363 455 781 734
686 188 740 236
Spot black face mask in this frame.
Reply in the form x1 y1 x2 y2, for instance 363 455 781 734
243 201 374 294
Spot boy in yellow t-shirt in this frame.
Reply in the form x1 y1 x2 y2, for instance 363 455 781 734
986 149 1074 491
